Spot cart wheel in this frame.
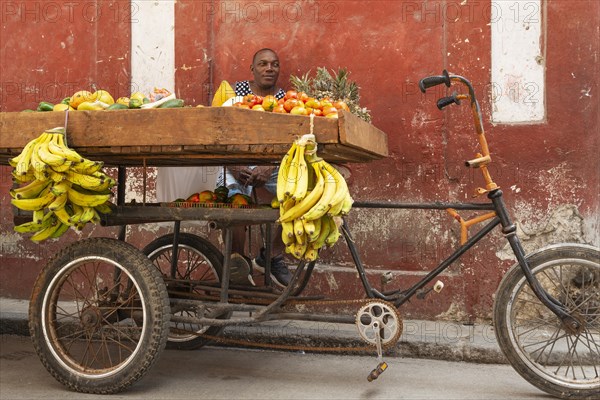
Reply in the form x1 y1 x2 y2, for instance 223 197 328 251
143 233 230 350
28 238 170 394
494 243 600 400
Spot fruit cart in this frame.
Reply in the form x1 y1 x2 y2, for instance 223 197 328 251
1 73 598 399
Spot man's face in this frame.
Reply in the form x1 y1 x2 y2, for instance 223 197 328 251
251 50 280 89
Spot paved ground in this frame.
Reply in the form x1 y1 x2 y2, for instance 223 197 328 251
0 297 506 364
0 334 550 400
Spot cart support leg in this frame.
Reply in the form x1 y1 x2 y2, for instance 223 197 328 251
221 227 232 303
170 221 181 278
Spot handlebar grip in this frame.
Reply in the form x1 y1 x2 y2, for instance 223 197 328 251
436 92 461 110
418 70 451 93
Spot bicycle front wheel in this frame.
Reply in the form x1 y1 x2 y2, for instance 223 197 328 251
494 243 599 399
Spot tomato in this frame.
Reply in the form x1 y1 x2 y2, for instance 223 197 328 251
262 95 278 111
325 112 339 119
252 104 265 111
272 104 287 113
285 90 298 100
252 95 263 106
283 98 300 112
312 108 323 117
238 104 251 109
243 94 255 106
290 105 307 115
305 98 321 110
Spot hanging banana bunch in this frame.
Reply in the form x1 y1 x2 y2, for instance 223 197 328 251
9 127 115 242
276 134 353 261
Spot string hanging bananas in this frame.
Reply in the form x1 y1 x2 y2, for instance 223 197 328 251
275 134 354 261
9 127 116 242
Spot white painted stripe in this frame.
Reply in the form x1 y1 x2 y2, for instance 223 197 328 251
491 0 545 123
130 0 175 95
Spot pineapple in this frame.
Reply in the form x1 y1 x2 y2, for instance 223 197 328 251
289 67 371 122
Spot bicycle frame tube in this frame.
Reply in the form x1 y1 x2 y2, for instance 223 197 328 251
345 200 500 305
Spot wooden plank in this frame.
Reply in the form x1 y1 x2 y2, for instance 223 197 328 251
0 108 388 165
337 111 389 157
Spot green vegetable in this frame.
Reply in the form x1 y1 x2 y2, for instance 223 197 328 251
106 103 128 110
37 102 54 112
158 99 185 108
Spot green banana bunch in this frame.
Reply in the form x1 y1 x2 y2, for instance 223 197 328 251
9 127 116 242
276 134 354 261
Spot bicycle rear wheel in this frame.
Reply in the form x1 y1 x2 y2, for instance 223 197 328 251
143 233 229 350
494 243 599 399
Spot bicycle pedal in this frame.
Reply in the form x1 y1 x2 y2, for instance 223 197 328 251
367 361 388 382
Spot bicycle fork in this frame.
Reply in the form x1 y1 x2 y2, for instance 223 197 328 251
490 190 583 334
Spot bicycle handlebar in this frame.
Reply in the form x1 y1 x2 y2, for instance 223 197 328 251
420 70 498 193
418 70 451 92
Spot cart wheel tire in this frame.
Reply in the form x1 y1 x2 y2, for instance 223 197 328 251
28 238 170 394
142 233 230 350
494 243 600 400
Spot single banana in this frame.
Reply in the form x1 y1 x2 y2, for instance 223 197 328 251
37 138 67 167
292 145 308 201
284 143 300 199
325 216 341 246
70 159 104 175
309 216 322 243
13 219 47 234
312 215 332 250
49 222 70 239
303 242 319 262
280 220 295 246
32 209 45 224
321 161 349 210
302 218 317 242
278 162 325 223
10 179 50 199
69 203 84 224
30 140 49 181
53 205 73 226
11 188 56 211
340 194 354 215
293 218 305 245
277 142 297 202
66 170 105 189
78 206 96 224
291 240 308 260
328 195 345 217
13 137 39 176
49 160 73 173
50 180 72 196
48 192 68 211
67 186 111 207
301 163 337 221
45 167 65 183
30 219 62 242
47 133 84 163
12 169 35 183
15 210 56 235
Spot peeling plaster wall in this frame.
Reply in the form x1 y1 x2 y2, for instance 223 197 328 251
0 1 598 322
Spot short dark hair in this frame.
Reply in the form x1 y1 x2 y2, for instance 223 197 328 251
252 48 278 64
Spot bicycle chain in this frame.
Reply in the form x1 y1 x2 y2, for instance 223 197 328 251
170 297 403 353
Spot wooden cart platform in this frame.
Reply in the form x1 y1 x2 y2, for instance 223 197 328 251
0 107 388 166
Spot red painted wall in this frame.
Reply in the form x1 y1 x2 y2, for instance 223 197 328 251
1 1 598 322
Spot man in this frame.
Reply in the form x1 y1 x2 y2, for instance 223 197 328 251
217 48 292 287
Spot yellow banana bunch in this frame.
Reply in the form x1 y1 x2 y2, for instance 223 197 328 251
275 134 354 261
9 127 116 242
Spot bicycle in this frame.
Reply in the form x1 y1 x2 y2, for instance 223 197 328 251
27 71 599 398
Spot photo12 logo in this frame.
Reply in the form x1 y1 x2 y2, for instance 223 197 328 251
201 1 338 24
1 1 138 24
